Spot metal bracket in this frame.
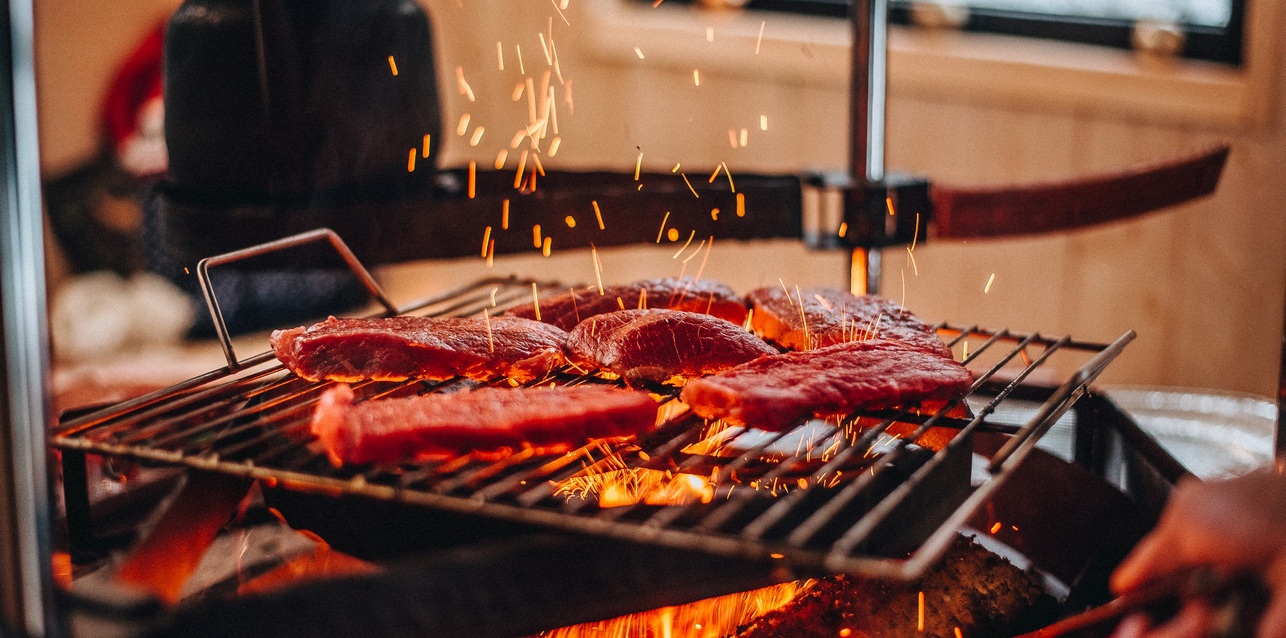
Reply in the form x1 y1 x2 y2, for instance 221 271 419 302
196 228 399 370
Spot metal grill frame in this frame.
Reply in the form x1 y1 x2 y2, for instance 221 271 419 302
53 231 1135 583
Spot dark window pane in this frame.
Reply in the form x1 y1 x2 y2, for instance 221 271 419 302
646 0 1243 65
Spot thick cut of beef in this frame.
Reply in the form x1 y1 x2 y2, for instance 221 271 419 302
732 535 1056 638
679 339 972 430
271 315 568 383
311 383 659 465
747 287 949 356
567 309 777 386
507 278 748 331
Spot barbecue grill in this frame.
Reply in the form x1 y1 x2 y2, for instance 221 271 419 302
42 229 1177 637
0 0 1256 636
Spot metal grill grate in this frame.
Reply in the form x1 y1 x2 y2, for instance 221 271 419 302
53 272 1132 582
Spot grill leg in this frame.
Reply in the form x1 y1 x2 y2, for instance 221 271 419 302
61 450 94 554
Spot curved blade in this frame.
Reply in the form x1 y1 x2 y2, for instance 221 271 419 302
931 143 1230 239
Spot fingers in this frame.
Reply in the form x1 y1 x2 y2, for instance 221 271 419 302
1113 532 1172 594
1256 554 1286 638
1111 614 1149 638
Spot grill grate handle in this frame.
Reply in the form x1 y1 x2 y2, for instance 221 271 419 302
196 228 399 369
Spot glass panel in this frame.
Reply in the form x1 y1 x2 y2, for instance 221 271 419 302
960 0 1232 28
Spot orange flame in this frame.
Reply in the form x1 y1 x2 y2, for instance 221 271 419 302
541 581 803 638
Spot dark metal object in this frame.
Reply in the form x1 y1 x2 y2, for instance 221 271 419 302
0 0 58 635
155 169 804 270
163 0 442 203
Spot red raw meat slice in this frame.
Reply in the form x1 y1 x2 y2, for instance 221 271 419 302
567 309 777 386
507 277 748 331
679 339 973 431
311 384 659 465
271 315 568 383
746 287 950 356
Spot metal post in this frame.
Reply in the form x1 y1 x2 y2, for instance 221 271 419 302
0 0 59 634
1277 282 1286 474
849 0 888 295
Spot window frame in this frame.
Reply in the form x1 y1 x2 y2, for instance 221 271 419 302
648 0 1246 65
579 0 1278 132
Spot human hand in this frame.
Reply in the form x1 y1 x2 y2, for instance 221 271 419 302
1109 470 1286 638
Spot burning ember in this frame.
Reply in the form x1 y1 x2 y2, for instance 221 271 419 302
539 580 804 638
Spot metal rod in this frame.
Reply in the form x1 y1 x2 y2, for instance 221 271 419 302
850 0 886 183
0 0 58 632
848 0 888 295
1277 280 1286 472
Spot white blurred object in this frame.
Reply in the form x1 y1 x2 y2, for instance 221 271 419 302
51 271 194 362
1105 385 1276 480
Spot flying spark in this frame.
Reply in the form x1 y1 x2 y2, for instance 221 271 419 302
549 137 561 156
592 200 605 229
469 126 485 146
634 47 646 59
481 225 491 257
496 41 504 70
502 199 510 229
565 215 576 228
656 211 670 243
682 173 700 198
530 283 542 321
672 230 696 258
495 149 508 169
455 66 475 101
406 149 416 172
388 55 398 75
706 26 714 41
542 236 552 257
755 21 766 53
533 224 542 248
591 244 605 294
422 134 431 158
483 308 494 351
693 69 700 86
457 113 471 136
985 273 996 293
760 115 768 130
667 228 679 242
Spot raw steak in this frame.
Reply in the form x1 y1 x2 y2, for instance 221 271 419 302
507 277 748 331
567 309 777 386
679 339 973 430
311 383 659 465
271 315 568 383
747 287 949 356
